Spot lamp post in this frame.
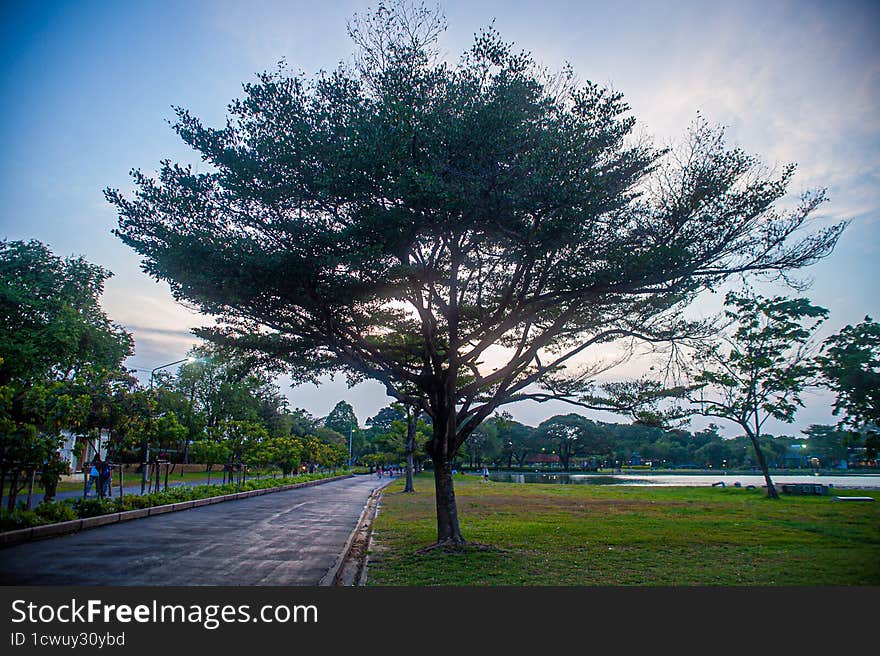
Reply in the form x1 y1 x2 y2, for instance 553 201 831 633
142 357 194 494
349 424 353 470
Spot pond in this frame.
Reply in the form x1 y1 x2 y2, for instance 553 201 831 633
486 471 880 489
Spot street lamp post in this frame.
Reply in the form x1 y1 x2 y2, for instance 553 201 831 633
142 357 194 494
349 424 353 470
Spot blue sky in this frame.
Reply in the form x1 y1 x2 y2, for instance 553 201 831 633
1 0 878 434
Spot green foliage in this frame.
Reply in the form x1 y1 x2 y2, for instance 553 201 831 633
0 240 136 508
107 3 842 461
817 317 880 440
324 400 358 436
0 239 134 387
0 508 41 532
34 500 78 524
188 438 231 468
533 413 614 470
259 435 303 475
694 292 828 428
691 292 829 495
0 471 344 532
70 496 117 518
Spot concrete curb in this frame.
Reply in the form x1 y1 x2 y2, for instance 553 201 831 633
319 477 394 586
357 494 383 587
355 489 385 587
0 474 354 549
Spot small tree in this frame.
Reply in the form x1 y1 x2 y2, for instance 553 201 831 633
262 435 303 476
690 293 828 497
375 403 429 490
189 439 231 483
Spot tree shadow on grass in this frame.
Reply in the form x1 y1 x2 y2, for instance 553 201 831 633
415 541 507 556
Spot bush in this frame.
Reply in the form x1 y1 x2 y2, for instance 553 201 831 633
0 471 346 532
0 508 40 532
70 497 117 518
34 501 78 524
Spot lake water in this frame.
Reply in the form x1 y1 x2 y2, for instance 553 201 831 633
487 471 880 490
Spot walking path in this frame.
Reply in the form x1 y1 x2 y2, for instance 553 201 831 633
0 475 388 585
2 475 260 507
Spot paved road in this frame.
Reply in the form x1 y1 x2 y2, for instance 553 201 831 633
0 475 388 585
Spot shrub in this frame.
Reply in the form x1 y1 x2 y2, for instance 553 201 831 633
0 508 40 532
1 471 346 532
70 497 116 518
34 501 78 524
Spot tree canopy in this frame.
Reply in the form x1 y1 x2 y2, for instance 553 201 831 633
107 2 844 543
0 239 133 386
818 317 880 431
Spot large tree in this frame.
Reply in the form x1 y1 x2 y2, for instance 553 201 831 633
107 2 843 544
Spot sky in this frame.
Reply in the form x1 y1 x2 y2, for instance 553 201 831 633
1 0 878 436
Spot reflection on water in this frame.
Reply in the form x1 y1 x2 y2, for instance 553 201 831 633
488 471 880 489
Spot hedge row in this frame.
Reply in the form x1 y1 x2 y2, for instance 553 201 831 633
0 472 346 532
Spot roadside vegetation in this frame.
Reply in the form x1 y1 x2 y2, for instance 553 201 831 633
0 471 345 533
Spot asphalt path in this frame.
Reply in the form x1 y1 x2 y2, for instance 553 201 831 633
0 475 389 585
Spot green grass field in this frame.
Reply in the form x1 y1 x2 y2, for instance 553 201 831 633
366 473 880 586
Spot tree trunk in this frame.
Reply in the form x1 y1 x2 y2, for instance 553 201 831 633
26 469 35 510
7 469 20 510
404 449 415 493
426 389 467 545
747 431 778 499
560 451 570 471
431 458 464 545
404 410 416 493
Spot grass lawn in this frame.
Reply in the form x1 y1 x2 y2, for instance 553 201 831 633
366 473 880 586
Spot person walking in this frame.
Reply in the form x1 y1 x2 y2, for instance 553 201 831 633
99 460 112 498
85 460 100 497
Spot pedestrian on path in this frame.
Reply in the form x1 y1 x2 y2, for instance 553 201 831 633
85 460 100 497
99 461 112 498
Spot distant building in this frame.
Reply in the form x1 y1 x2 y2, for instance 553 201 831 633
58 430 108 473
525 453 561 467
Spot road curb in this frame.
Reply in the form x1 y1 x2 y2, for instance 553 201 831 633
0 474 354 549
319 477 394 586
